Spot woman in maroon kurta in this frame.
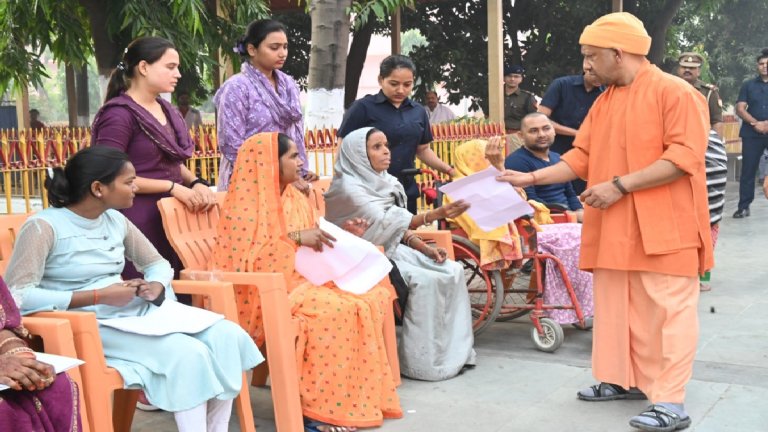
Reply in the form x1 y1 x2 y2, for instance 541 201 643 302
91 37 216 279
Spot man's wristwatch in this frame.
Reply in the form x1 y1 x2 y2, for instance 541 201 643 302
612 176 629 195
189 178 211 188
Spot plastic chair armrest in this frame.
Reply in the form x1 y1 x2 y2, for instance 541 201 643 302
417 230 455 260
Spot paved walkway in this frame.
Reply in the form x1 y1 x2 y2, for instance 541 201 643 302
133 181 768 431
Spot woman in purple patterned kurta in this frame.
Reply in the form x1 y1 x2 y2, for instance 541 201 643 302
214 19 316 191
92 37 217 281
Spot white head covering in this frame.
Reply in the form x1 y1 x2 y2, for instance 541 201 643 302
324 127 412 255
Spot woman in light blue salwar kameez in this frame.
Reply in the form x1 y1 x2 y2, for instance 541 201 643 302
4 146 262 432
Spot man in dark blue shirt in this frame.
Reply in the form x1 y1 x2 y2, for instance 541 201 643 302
733 48 768 218
504 112 583 221
537 72 603 194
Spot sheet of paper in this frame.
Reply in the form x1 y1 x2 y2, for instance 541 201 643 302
0 352 85 391
439 166 534 231
98 300 224 336
295 218 392 295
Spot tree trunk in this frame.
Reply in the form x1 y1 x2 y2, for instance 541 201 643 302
646 0 684 65
65 65 78 127
75 67 90 126
79 0 121 77
344 17 375 108
304 0 351 130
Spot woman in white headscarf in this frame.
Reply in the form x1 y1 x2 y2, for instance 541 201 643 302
324 127 476 381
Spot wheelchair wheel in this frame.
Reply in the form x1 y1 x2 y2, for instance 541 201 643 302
531 317 564 353
495 259 538 321
451 235 504 335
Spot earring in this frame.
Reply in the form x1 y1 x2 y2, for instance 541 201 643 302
96 193 102 198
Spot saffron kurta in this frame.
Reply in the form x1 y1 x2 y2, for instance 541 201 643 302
561 61 713 277
212 133 402 428
560 60 712 403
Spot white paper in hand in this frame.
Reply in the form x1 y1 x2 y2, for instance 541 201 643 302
439 165 534 231
98 300 224 336
0 353 85 391
294 218 392 295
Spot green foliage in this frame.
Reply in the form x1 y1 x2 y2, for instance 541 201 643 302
673 0 767 104
401 0 745 114
349 0 416 29
0 0 91 96
401 29 427 56
402 0 611 114
0 0 271 104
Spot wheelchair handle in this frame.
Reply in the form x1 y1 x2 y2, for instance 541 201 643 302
399 168 422 177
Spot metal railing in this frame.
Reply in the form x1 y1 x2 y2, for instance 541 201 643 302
0 122 505 214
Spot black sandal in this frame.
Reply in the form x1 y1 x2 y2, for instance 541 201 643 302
577 382 647 401
629 404 691 431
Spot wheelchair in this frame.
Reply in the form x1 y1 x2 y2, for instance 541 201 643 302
412 168 591 352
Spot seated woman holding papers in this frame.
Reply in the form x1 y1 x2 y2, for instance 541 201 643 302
212 132 402 432
324 127 477 382
0 276 83 432
4 146 262 432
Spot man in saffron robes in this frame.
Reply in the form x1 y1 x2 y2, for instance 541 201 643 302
496 12 712 432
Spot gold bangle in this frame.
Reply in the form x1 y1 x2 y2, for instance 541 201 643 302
287 231 302 246
422 212 429 226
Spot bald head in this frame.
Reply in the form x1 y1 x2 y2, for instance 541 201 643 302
521 112 549 129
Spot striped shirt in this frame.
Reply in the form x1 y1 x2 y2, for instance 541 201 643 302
705 130 728 225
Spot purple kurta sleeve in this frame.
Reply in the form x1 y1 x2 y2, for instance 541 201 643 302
92 106 134 150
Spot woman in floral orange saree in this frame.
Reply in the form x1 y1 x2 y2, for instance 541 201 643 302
212 132 401 432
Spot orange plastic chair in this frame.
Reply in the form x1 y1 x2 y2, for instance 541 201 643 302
0 214 256 432
309 177 332 217
0 213 30 274
33 280 254 432
22 316 91 432
158 194 304 432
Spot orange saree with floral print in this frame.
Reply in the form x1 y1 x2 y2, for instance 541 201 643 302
213 133 401 427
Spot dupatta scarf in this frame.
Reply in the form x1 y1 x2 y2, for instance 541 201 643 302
324 127 412 257
241 63 305 153
91 94 194 162
211 132 297 345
